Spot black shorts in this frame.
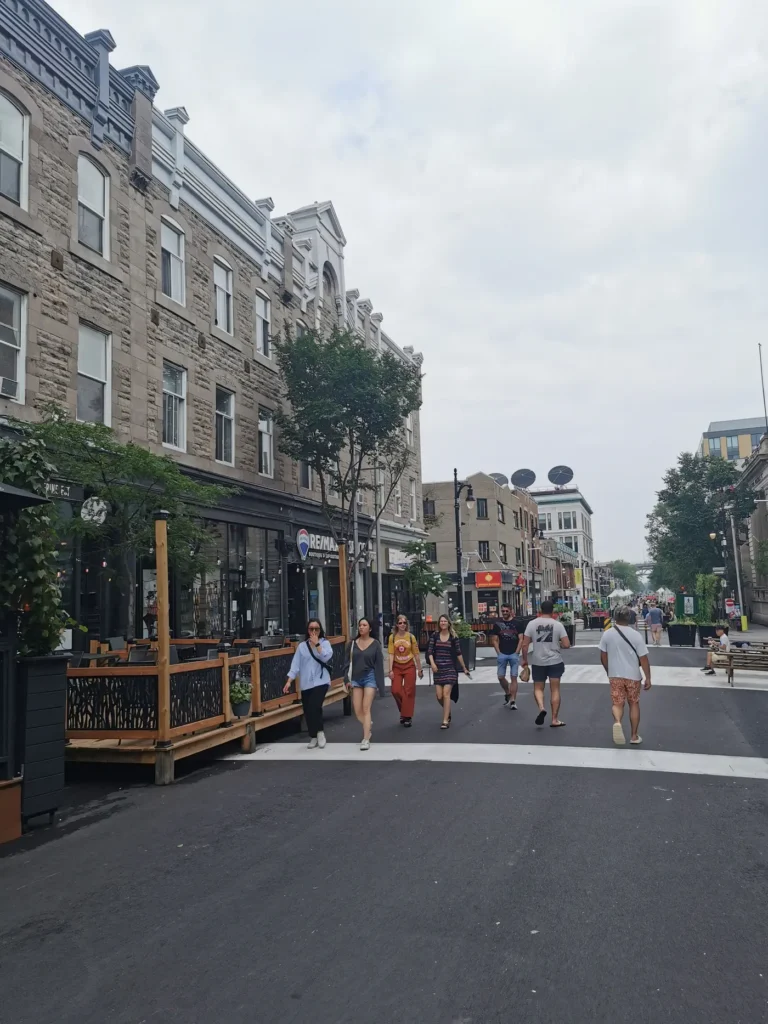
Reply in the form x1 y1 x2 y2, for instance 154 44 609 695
531 662 565 683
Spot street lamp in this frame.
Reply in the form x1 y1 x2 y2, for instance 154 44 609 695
453 468 474 619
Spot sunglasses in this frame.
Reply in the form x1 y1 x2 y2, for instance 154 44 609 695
308 626 320 632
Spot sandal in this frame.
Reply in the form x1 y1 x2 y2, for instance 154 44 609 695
441 721 450 729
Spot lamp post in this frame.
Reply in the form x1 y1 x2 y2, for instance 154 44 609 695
453 468 475 619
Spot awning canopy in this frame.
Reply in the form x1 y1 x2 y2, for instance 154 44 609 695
0 482 50 513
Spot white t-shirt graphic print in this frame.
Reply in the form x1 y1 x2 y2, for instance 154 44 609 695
524 617 568 666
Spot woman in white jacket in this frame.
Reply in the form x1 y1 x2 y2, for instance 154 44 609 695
283 619 334 748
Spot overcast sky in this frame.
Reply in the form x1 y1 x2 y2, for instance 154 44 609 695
57 0 768 561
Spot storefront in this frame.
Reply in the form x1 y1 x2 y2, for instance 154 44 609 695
286 527 342 636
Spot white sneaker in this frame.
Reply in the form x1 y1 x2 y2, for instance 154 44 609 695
360 738 370 751
317 731 327 748
307 737 318 749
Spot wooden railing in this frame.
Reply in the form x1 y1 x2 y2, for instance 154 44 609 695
66 637 348 743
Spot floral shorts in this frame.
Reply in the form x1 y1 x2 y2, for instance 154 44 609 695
610 677 641 707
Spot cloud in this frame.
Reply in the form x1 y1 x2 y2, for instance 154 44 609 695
55 0 768 560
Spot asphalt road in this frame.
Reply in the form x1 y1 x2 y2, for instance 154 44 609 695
1 649 767 1024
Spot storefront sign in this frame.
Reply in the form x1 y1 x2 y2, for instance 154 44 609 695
475 571 502 588
387 547 414 571
45 481 84 501
297 528 339 559
574 568 583 586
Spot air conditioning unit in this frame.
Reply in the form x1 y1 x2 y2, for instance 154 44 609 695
0 377 18 399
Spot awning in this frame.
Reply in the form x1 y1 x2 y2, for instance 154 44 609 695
0 482 50 513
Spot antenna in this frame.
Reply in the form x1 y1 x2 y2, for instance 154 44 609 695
490 472 509 487
547 465 574 487
511 468 536 490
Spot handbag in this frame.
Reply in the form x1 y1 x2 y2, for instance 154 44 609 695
344 639 356 691
519 665 531 683
305 640 330 681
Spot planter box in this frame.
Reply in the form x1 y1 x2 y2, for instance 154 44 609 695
459 635 477 672
668 624 697 647
16 655 67 825
698 626 719 647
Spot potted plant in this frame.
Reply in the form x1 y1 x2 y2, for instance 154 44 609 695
667 618 697 647
694 574 721 647
557 609 576 646
229 678 252 718
451 616 476 672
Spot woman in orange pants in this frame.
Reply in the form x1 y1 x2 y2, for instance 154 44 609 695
388 615 423 727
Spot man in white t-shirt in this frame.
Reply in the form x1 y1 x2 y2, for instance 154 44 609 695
521 601 571 728
702 625 731 675
599 605 651 746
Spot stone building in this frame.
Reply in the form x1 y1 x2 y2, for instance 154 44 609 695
0 0 423 642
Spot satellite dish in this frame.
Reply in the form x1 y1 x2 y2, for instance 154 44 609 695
511 468 536 490
548 465 574 487
490 472 509 487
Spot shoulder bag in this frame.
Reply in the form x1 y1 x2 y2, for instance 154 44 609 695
305 640 330 681
613 625 641 666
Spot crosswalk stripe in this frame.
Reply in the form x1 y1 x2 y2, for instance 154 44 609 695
225 742 768 780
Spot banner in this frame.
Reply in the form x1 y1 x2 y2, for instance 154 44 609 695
574 568 583 586
475 570 502 588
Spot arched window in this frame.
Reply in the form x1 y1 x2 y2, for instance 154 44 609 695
77 155 109 257
0 92 26 207
322 263 336 306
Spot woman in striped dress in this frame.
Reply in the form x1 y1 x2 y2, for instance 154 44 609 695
427 615 470 729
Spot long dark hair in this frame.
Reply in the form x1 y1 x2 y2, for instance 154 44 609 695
305 619 326 640
356 617 375 640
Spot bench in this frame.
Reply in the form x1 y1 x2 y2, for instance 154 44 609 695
722 649 768 687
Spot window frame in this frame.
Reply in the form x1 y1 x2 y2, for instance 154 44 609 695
77 154 109 258
162 360 187 452
425 542 437 562
423 497 436 518
478 540 491 563
395 481 402 517
214 257 234 335
258 407 274 478
76 321 111 426
0 91 28 210
255 290 271 357
405 412 414 448
409 479 417 520
0 281 27 404
214 385 235 466
300 461 313 490
752 432 763 451
160 217 186 306
497 501 505 523
476 497 488 519
499 542 507 564
725 435 739 461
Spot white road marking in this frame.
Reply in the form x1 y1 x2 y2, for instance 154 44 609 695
225 742 768 780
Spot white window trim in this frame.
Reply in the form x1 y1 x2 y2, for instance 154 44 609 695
0 92 29 211
215 386 235 467
255 290 271 357
395 482 402 517
214 257 234 335
405 412 413 448
161 216 186 306
76 322 112 427
162 361 187 452
300 461 313 490
0 283 27 405
409 478 417 521
77 154 110 260
258 408 274 478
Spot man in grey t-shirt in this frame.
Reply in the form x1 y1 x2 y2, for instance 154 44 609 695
521 601 571 728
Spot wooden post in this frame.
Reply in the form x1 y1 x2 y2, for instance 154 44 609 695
219 644 232 725
155 512 171 745
250 642 262 715
338 542 350 641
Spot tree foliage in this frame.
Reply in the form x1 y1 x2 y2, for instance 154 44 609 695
605 559 641 594
646 452 756 592
402 540 448 603
0 434 64 656
7 410 231 634
274 326 422 563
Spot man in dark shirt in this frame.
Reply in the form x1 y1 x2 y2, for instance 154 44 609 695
491 604 522 709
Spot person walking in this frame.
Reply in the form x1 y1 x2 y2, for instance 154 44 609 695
345 617 385 751
427 615 471 729
388 614 422 726
599 605 651 745
646 604 664 646
490 604 522 709
520 600 570 727
283 619 334 749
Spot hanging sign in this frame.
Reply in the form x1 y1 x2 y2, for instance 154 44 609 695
296 528 310 560
475 571 502 588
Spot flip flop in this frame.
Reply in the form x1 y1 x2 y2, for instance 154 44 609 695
631 736 643 745
550 722 566 728
613 722 626 746
535 710 547 726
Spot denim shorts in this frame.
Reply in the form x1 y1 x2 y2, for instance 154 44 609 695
349 669 378 689
497 652 520 677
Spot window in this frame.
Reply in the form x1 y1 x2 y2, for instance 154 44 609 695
564 536 573 550
499 542 507 563
395 482 402 517
513 509 519 529
255 291 270 356
573 537 579 553
497 501 505 523
214 258 233 334
215 386 234 465
296 320 306 338
162 361 186 450
299 461 312 489
161 219 185 304
708 437 722 457
478 541 490 562
524 511 529 531
0 282 25 401
258 407 274 477
0 93 25 206
726 436 739 461
425 542 437 562
423 497 436 518
752 432 763 451
410 479 417 520
558 511 563 530
405 413 414 447
76 323 110 424
563 512 573 530
515 547 522 566
547 514 552 530
356 487 364 507
77 155 108 256
538 515 547 532
476 497 488 519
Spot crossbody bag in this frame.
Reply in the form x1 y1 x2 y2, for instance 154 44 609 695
305 640 330 681
613 625 641 666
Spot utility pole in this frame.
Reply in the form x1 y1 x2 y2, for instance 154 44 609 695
453 468 465 619
730 511 745 619
375 460 384 644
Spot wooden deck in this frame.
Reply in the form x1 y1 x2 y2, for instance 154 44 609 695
66 684 349 783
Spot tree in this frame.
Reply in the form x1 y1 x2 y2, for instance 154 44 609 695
646 452 756 593
10 410 231 636
0 434 64 656
605 559 641 594
274 325 422 571
402 540 448 617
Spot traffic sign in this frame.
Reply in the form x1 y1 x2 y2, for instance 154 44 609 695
713 566 726 575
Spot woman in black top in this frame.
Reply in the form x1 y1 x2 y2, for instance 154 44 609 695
344 617 385 751
427 615 470 729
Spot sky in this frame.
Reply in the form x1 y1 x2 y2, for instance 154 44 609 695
55 0 768 562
